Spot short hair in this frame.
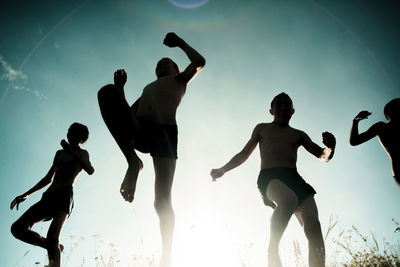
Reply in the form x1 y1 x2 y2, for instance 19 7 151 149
384 98 400 121
155 58 179 74
69 122 89 144
270 93 292 108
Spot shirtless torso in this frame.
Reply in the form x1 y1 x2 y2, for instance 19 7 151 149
46 147 91 192
136 75 186 125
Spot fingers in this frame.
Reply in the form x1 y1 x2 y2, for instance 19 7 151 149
10 199 15 210
114 69 127 77
322 132 336 148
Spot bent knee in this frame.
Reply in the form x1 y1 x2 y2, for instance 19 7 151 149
11 221 27 238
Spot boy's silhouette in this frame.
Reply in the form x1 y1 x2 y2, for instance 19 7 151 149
98 32 205 266
10 123 94 267
211 93 335 267
349 98 400 186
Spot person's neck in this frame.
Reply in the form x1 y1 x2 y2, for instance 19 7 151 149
70 144 80 150
272 120 289 127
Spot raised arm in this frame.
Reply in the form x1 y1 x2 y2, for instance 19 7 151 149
349 111 383 146
163 32 206 84
301 131 336 162
10 152 58 210
61 140 95 175
210 125 261 181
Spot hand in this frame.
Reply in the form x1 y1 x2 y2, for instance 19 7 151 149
163 32 183 48
10 195 27 210
354 111 371 121
210 168 224 181
114 69 127 88
60 139 71 152
322 132 336 149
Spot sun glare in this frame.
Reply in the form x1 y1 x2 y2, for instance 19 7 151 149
172 219 236 267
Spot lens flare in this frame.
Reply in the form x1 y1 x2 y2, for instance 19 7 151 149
168 0 209 9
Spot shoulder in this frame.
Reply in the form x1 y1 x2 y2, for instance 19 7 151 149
291 128 310 141
77 148 90 158
254 123 269 132
372 121 386 129
55 149 64 157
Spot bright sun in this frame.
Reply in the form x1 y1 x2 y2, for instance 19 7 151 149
172 218 236 267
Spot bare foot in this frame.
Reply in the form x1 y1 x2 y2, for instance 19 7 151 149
120 157 143 202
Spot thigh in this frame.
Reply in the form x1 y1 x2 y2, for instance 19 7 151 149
153 157 176 199
294 195 319 227
14 201 50 229
266 178 298 208
98 85 140 141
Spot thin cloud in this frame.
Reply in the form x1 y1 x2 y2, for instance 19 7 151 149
0 56 27 82
0 56 45 100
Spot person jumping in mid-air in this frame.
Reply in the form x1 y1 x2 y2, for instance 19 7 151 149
349 98 400 186
211 93 335 267
10 123 94 267
98 32 205 266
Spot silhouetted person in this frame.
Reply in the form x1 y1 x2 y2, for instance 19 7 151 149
211 93 335 267
97 32 205 267
350 98 400 186
10 123 94 267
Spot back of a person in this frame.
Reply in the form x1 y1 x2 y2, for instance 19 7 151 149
137 75 185 125
378 122 400 176
258 123 301 169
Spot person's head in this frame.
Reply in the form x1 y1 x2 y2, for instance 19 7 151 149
155 57 179 78
67 123 89 146
384 98 400 122
269 93 295 122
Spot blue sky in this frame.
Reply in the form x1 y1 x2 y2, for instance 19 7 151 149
1 0 399 266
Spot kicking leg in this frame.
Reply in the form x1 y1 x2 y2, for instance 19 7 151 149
266 179 298 267
46 211 68 267
294 196 325 267
11 202 49 249
153 157 176 267
98 84 143 202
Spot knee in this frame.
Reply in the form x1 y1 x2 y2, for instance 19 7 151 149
11 221 26 239
154 197 173 214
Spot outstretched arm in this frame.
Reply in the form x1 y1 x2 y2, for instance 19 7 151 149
163 32 206 84
10 153 58 210
210 125 260 181
349 111 382 146
301 131 336 162
61 140 94 175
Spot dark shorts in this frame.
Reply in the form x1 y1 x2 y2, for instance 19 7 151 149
39 187 74 220
257 167 316 209
135 120 178 159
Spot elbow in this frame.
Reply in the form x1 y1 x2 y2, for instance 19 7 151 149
86 167 95 175
349 139 359 146
196 57 206 68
